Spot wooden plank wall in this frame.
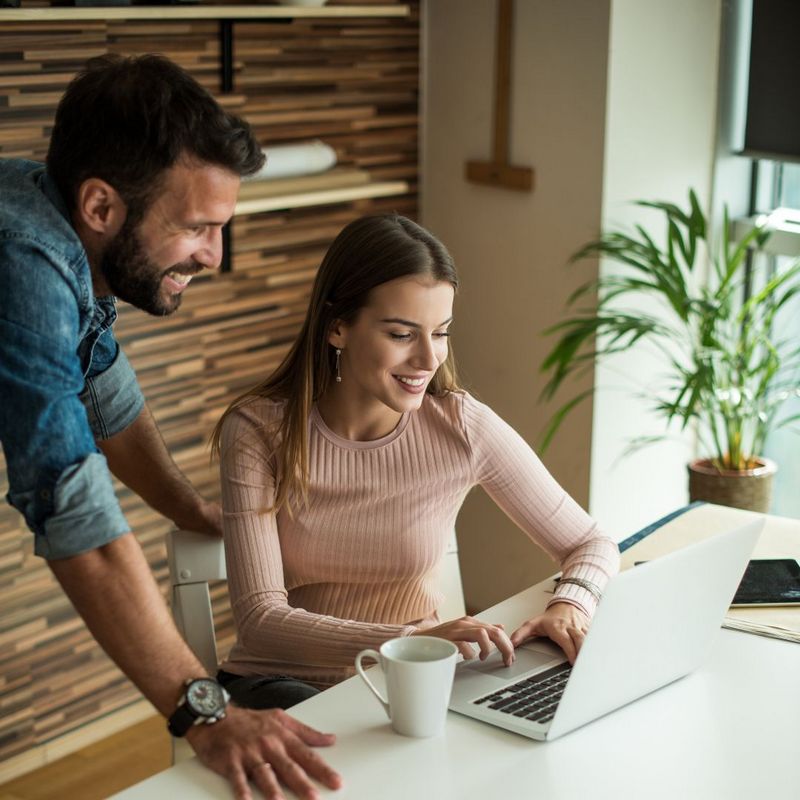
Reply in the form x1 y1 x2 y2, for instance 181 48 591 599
0 0 418 774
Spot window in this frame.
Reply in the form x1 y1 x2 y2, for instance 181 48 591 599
761 162 800 518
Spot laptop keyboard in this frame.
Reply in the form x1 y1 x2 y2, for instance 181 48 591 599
472 662 572 724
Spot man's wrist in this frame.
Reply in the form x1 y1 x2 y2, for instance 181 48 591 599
167 676 230 737
172 497 222 537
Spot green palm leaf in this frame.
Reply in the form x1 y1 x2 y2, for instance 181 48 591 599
539 189 799 468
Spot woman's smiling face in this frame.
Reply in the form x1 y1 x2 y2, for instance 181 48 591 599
329 275 455 422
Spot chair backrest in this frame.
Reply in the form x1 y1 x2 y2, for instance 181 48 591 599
166 529 227 675
438 531 466 621
166 529 227 763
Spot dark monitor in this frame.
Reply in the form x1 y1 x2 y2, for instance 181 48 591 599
742 0 800 163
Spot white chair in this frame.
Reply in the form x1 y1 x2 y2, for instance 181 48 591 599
436 531 466 621
165 528 465 761
167 529 227 674
166 529 227 763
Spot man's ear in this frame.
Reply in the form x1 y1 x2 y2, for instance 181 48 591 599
327 318 348 350
74 178 127 238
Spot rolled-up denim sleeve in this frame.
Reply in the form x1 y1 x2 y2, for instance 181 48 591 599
80 344 145 440
0 240 130 559
23 453 130 559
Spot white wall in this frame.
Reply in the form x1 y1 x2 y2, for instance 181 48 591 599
422 0 725 613
589 0 722 535
422 0 610 612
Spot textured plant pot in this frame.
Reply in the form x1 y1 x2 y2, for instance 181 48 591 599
687 457 777 513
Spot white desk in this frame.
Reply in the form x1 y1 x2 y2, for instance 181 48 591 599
113 507 800 800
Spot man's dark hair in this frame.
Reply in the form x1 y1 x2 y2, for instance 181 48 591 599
47 53 264 223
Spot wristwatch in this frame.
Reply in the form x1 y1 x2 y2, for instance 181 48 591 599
167 677 231 737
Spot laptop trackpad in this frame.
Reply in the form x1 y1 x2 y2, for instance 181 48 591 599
461 640 564 680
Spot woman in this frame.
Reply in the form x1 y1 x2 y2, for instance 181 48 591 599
213 214 619 710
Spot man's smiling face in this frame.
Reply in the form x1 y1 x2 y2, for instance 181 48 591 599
100 159 239 315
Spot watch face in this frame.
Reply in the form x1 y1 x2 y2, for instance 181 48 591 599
186 679 226 716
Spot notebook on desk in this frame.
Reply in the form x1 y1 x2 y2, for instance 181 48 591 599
448 519 763 741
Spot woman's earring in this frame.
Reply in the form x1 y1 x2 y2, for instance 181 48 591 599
335 348 342 383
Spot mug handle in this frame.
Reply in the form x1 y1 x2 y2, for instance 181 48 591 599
355 649 390 717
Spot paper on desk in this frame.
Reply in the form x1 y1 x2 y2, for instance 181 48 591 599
722 616 800 643
724 600 800 643
620 503 800 645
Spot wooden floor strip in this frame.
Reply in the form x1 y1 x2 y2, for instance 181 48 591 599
0 716 170 800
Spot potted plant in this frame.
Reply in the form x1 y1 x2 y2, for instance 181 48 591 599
539 190 800 512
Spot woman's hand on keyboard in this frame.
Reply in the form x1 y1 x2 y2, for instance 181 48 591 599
412 617 515 666
509 603 590 664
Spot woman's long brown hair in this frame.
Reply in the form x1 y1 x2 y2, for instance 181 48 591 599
211 214 461 513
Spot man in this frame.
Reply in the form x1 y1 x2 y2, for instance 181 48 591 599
0 54 341 800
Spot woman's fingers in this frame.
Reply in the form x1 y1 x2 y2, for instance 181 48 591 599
472 627 492 660
477 624 515 665
456 641 477 660
420 617 515 665
509 620 536 648
550 626 578 664
568 624 588 658
452 617 513 663
510 604 591 664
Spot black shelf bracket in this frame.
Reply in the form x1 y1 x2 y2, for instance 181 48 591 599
216 17 291 273
219 19 235 272
219 19 234 94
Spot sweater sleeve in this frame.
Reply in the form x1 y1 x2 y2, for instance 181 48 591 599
219 407 415 670
460 393 619 617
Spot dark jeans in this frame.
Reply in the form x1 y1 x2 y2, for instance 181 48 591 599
217 670 320 710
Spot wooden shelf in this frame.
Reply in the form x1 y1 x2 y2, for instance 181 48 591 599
235 169 409 215
0 4 409 22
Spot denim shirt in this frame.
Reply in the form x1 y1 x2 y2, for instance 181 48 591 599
0 159 144 559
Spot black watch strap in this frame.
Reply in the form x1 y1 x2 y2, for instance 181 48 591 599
168 702 198 737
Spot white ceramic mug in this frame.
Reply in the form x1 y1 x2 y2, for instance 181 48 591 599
355 636 458 738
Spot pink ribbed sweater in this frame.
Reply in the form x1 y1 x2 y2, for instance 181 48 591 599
219 391 619 687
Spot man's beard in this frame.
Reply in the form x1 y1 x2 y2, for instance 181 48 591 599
100 218 194 317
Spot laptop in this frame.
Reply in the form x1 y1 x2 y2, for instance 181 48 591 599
448 519 763 741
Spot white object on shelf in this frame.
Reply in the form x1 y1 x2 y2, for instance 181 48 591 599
246 140 337 181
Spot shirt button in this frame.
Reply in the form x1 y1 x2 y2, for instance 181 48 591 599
40 489 51 500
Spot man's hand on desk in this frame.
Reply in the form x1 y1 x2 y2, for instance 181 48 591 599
510 603 590 665
185 705 343 800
